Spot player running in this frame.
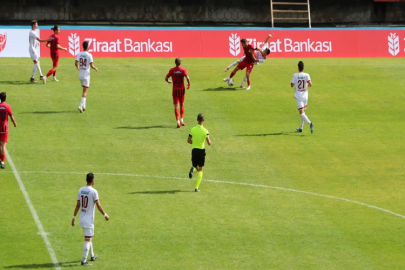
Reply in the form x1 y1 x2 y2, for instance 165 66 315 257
291 61 314 133
223 35 271 90
188 113 211 192
72 173 109 266
43 25 67 84
29 20 51 83
75 41 98 113
165 57 191 128
225 34 273 88
0 92 17 169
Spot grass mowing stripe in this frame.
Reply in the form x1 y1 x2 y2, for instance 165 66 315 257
5 152 61 270
5 170 405 220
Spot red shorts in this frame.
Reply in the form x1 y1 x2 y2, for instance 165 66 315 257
237 61 254 74
0 132 8 143
51 53 59 67
173 95 185 105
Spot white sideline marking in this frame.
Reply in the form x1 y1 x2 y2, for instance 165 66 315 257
8 170 405 220
6 154 61 270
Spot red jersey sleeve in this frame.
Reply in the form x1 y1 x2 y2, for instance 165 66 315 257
7 105 12 116
183 68 188 76
55 35 60 44
166 68 173 78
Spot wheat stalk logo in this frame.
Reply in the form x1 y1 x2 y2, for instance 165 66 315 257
68 33 80 56
0 32 7 53
388 33 400 56
229 33 240 57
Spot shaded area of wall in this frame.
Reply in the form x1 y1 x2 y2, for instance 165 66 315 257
0 0 405 25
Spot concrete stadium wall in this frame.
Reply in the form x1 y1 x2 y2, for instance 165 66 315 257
0 0 405 25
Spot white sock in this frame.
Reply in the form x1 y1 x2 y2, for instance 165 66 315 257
80 97 86 107
90 242 94 257
241 76 247 86
228 60 240 69
301 113 311 125
31 65 37 79
35 62 43 77
181 118 184 122
177 120 180 124
82 241 91 262
300 119 304 129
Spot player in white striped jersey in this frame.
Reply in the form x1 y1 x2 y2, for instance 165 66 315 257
75 41 98 113
72 173 109 266
225 34 273 88
291 61 314 133
29 20 51 83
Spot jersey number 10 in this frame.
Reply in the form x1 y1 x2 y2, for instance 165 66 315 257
81 195 88 208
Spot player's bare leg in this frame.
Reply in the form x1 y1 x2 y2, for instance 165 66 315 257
174 103 180 128
78 87 89 113
224 67 240 82
180 103 185 126
0 141 6 169
195 166 204 192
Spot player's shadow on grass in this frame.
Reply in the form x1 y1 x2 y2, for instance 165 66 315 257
0 81 33 85
236 132 305 137
202 87 242 91
116 125 172 130
4 261 79 268
20 111 76 114
129 190 193 194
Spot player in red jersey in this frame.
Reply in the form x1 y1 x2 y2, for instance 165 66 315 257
223 38 260 90
165 57 191 128
43 25 67 84
0 92 17 169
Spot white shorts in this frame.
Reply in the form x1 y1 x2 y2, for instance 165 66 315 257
29 51 39 62
296 98 308 110
80 77 90 88
82 227 94 238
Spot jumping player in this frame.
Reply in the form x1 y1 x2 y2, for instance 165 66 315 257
165 57 191 128
291 61 314 133
188 113 211 192
75 41 98 113
223 37 262 90
43 25 67 84
0 92 17 169
29 20 51 83
225 34 273 88
72 173 109 266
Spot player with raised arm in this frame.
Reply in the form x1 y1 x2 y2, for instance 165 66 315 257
0 92 17 169
188 113 211 192
165 57 190 128
43 25 67 84
225 34 273 88
29 20 51 83
291 61 314 133
223 38 259 90
75 41 98 113
72 173 109 266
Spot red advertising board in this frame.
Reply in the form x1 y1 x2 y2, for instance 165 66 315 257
37 29 404 58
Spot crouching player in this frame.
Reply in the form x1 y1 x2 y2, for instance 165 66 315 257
75 41 98 113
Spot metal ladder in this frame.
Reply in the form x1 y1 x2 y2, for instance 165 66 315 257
270 0 311 28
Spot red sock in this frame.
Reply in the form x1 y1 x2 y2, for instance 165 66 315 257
180 105 185 119
248 79 251 86
230 71 236 79
46 68 55 77
1 154 5 162
53 70 57 76
174 108 179 120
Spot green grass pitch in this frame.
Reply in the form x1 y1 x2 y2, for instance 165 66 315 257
0 57 404 269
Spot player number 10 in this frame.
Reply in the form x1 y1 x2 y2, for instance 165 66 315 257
81 195 88 208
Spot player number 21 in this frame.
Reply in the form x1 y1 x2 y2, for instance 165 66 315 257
81 195 88 208
297 80 305 90
79 58 87 67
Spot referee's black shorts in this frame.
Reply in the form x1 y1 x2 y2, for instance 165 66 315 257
191 148 206 168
